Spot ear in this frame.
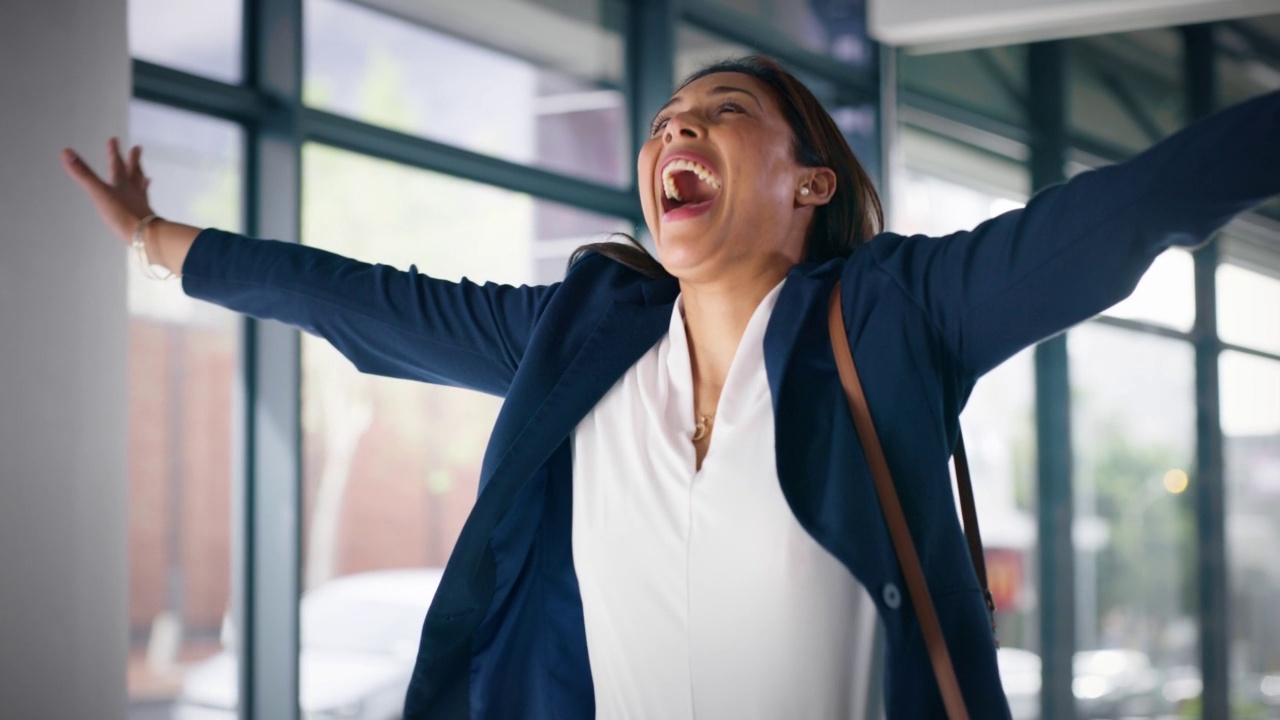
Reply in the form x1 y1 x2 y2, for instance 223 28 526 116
796 166 837 207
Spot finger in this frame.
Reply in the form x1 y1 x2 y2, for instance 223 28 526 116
106 136 124 181
60 148 108 191
134 146 146 182
125 145 142 180
107 137 126 185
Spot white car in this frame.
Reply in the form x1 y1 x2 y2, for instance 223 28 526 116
173 568 443 720
997 646 1042 720
1073 649 1166 719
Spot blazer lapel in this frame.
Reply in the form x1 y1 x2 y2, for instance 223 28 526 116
472 274 679 528
765 261 898 591
412 272 678 708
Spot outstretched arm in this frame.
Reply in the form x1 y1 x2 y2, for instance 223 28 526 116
61 138 552 396
180 229 554 395
866 88 1280 380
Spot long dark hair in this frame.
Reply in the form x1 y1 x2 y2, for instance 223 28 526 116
570 55 884 278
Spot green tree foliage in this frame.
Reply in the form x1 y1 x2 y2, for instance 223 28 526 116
1084 413 1195 660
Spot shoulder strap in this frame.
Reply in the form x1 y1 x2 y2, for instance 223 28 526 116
952 435 999 633
827 282 982 720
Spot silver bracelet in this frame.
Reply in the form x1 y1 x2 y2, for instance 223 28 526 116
131 214 177 281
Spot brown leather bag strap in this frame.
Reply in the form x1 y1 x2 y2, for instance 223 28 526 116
826 284 993 614
827 283 971 720
952 435 998 633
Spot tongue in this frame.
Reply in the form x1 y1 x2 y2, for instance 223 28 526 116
673 171 717 205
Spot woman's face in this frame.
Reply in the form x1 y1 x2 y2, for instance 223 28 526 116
638 72 830 283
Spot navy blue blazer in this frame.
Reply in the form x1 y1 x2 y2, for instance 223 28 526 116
182 89 1280 718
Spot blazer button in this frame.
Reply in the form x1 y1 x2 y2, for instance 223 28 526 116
883 583 902 610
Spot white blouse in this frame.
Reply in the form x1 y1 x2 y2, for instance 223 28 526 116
571 280 881 719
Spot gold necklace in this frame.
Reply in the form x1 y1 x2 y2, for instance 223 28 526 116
692 411 715 442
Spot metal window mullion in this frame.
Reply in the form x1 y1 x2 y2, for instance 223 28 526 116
1183 22 1230 720
230 5 256 720
628 0 676 165
132 60 270 125
877 45 898 232
900 86 1138 167
239 136 303 720
1029 40 1077 720
237 0 304 719
1220 340 1280 365
1089 315 1195 344
627 0 677 244
130 62 642 223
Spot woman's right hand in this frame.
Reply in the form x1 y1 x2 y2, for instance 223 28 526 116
60 137 155 245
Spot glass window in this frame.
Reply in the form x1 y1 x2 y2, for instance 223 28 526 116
297 144 627 715
674 24 753 83
899 126 1029 213
802 74 881 187
1216 19 1280 225
894 166 1025 238
127 0 243 83
126 101 243 719
960 349 1037 654
964 350 1041 719
304 0 629 187
704 0 876 72
1217 20 1280 113
1070 324 1197 719
895 129 1028 237
1220 350 1280 716
1103 249 1195 333
895 134 1038 696
899 45 1027 133
1219 262 1280 356
1065 30 1182 157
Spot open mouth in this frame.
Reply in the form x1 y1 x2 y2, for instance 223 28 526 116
659 157 722 216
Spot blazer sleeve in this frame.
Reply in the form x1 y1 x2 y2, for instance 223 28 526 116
180 228 556 396
865 88 1280 380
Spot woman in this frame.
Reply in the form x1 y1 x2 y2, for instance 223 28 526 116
63 56 1279 719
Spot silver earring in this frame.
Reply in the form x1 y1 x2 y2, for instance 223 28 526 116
800 186 811 196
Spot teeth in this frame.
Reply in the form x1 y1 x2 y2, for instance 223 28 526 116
662 158 722 202
664 174 681 202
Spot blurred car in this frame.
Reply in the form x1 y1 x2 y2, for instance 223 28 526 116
997 646 1042 720
1236 671 1280 719
173 568 443 720
1157 664 1202 713
998 646 1192 720
1261 673 1280 718
1072 649 1167 719
1156 668 1280 719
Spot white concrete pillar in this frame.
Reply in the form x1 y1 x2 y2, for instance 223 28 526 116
0 0 130 716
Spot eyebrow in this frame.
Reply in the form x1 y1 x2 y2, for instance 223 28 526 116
652 85 764 125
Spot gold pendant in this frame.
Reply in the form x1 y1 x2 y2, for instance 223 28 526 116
692 414 711 442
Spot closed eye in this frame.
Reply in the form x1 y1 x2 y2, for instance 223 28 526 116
649 100 748 136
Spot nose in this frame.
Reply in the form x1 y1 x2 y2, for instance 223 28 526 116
663 112 704 142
